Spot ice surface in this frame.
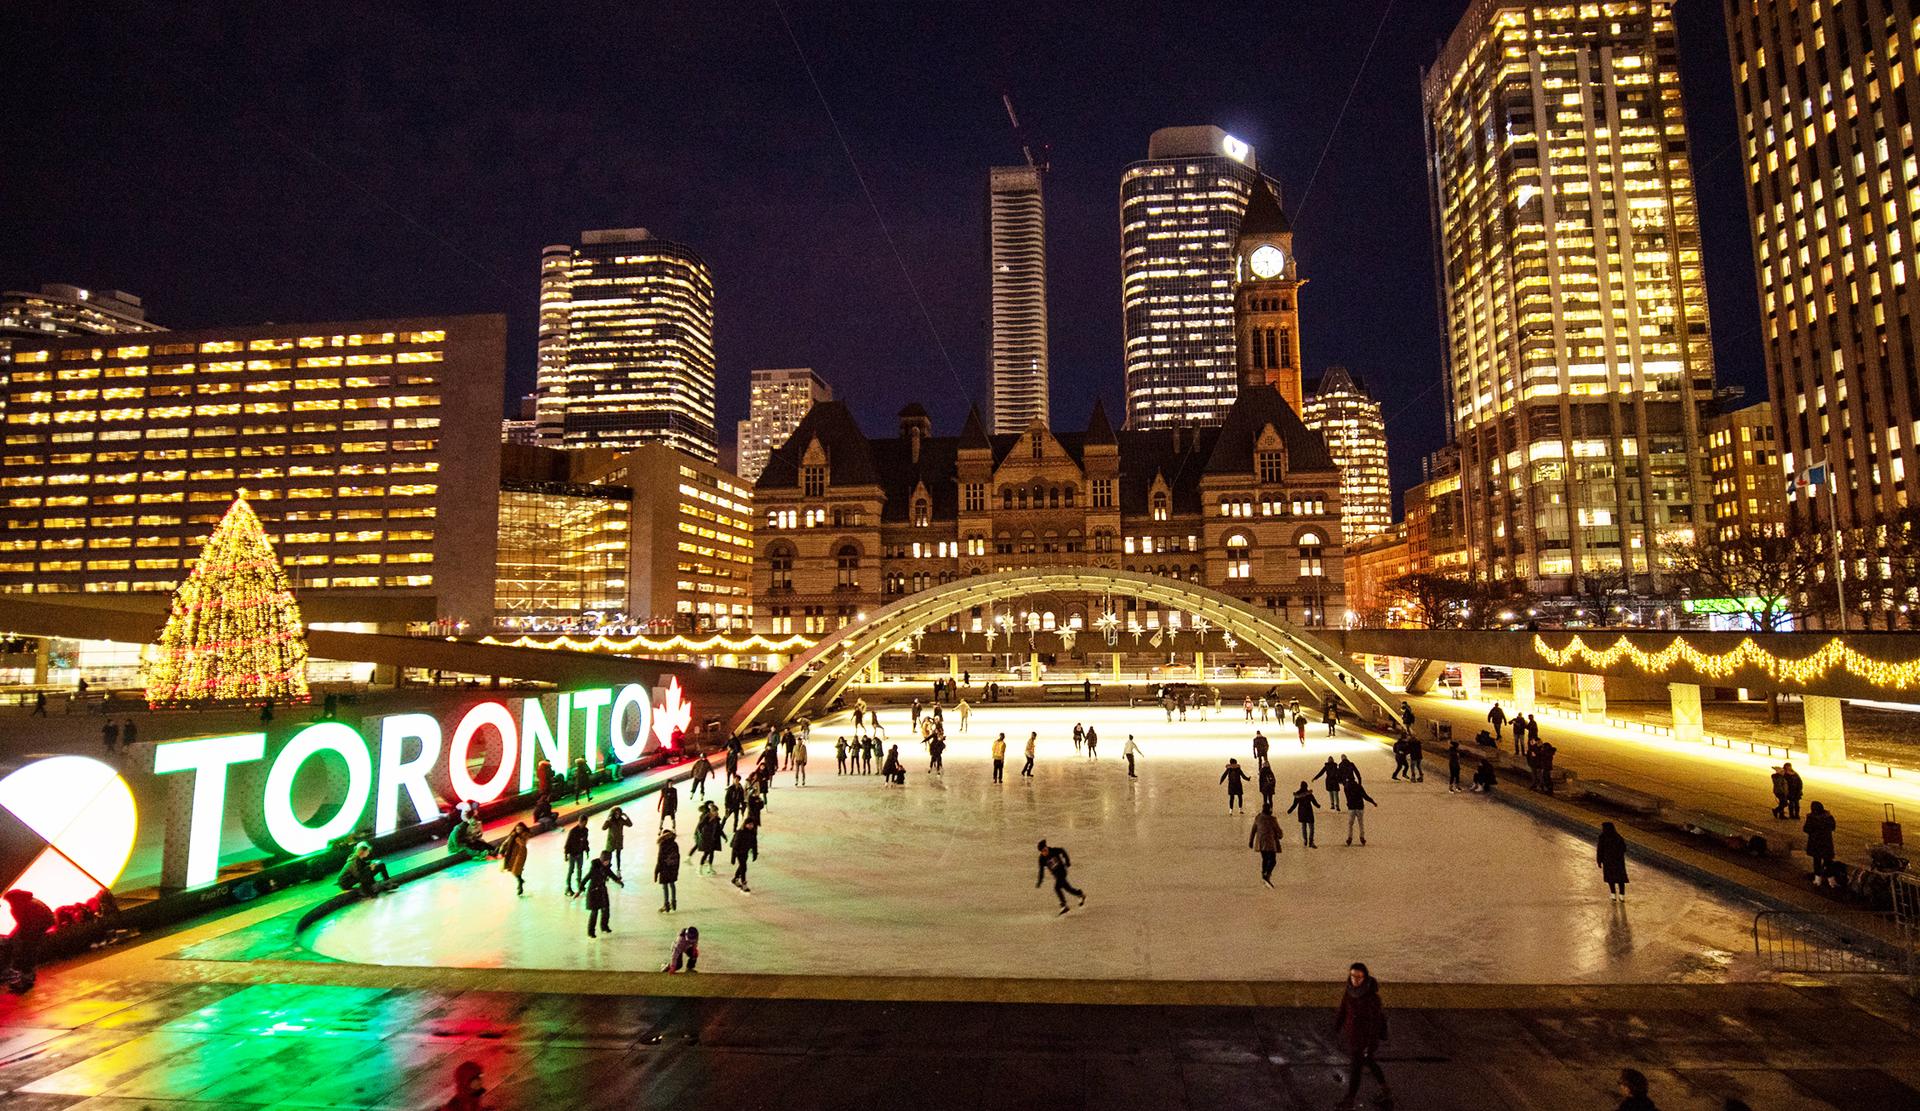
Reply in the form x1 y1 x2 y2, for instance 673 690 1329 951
306 704 1766 984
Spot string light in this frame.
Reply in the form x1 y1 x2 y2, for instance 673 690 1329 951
1534 634 1920 690
145 497 310 707
483 633 815 655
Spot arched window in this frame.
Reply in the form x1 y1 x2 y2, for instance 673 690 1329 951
1002 487 1014 510
1048 486 1060 508
1063 485 1076 507
769 543 795 590
912 497 930 527
1225 533 1251 579
1018 488 1029 509
1042 611 1057 630
836 543 860 588
1298 532 1325 578
1151 491 1169 521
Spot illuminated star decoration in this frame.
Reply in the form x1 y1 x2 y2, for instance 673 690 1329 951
1096 610 1120 646
652 676 693 748
1058 627 1076 652
1223 631 1239 651
1192 615 1211 642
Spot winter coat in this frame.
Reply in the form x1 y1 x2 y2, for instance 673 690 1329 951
1771 771 1789 800
732 825 759 861
659 785 679 816
1220 764 1252 789
1784 769 1804 800
1287 789 1319 822
1313 758 1341 786
693 815 727 853
1258 766 1277 797
1804 810 1837 858
1596 829 1629 885
1341 780 1376 810
501 834 528 878
1252 734 1270 758
1248 812 1283 853
582 859 621 908
564 825 590 859
794 740 808 765
1334 977 1388 1054
725 782 746 811
603 811 632 851
655 836 681 884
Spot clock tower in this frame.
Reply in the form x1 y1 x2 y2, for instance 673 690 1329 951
1233 180 1304 412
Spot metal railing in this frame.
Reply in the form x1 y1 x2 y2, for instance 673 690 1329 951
1752 909 1897 975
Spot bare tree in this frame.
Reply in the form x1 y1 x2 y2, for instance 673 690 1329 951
1668 528 1827 634
1387 573 1476 630
1570 564 1632 627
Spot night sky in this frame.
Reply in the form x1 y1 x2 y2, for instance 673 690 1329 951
1 1 1763 504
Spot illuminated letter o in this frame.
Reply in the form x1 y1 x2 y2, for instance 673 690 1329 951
263 723 373 856
609 683 651 763
449 702 518 804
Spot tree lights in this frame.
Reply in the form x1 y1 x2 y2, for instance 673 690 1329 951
144 497 310 708
1534 634 1920 691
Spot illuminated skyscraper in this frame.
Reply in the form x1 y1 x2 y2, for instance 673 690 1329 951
1423 1 1714 592
1724 1 1920 525
0 283 161 369
737 367 832 483
988 165 1049 433
1302 366 1391 542
535 229 717 461
1121 125 1265 429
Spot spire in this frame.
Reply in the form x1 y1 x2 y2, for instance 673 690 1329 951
1084 399 1116 446
1239 179 1291 237
959 405 991 450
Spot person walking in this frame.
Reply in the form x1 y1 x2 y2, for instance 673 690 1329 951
1287 781 1320 848
1398 700 1415 735
1597 821 1630 901
1252 730 1270 766
1408 739 1425 783
1021 732 1037 778
30 692 45 717
658 781 679 830
1804 801 1838 888
991 733 1006 782
1446 739 1462 793
582 850 623 938
1536 740 1556 795
730 816 759 892
1122 735 1142 778
1257 762 1277 812
1220 758 1252 813
1487 702 1507 741
1614 1068 1659 1111
1333 963 1391 1109
793 737 809 786
1249 804 1284 887
1782 761 1803 818
121 718 137 748
691 804 727 875
101 720 120 755
1035 839 1085 915
563 816 591 897
1315 756 1343 811
1342 777 1378 846
501 823 530 895
654 827 681 912
602 806 633 871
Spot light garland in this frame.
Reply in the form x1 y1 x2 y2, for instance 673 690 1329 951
145 497 311 707
1534 634 1920 690
483 633 815 655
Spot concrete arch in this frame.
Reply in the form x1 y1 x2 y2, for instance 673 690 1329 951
730 567 1401 735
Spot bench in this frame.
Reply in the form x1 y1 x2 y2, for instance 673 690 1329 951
1663 807 1794 857
1041 683 1099 701
1574 778 1671 815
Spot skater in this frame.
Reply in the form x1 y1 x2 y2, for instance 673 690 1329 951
1390 736 1411 781
793 736 808 786
662 925 700 973
1336 755 1363 794
1488 702 1507 740
1021 732 1037 777
1073 723 1084 753
835 736 848 775
1446 739 1462 792
583 850 623 937
1122 735 1142 778
1782 761 1803 818
1287 780 1319 848
1244 695 1255 722
1257 761 1277 811
2 890 53 994
1293 709 1308 746
910 698 922 732
1315 756 1343 811
782 728 797 771
1804 801 1837 887
1085 726 1099 759
501 823 530 895
570 755 594 804
928 731 945 775
691 804 727 874
689 752 711 797
1249 804 1283 887
337 842 393 898
730 816 759 892
745 781 767 829
1333 962 1391 1108
654 827 681 912
602 806 632 871
1219 758 1252 813
1035 839 1085 914
1252 730 1270 765
1342 776 1378 846
723 775 746 832
956 699 970 732
1596 821 1629 901
881 744 905 785
658 780 679 829
563 816 591 896
992 733 1006 783
1323 700 1339 737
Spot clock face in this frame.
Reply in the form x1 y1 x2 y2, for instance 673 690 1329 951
1249 244 1285 279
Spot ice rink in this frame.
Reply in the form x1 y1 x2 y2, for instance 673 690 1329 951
306 704 1769 984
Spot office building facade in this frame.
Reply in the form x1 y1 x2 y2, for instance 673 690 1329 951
1 315 507 626
737 367 832 484
1724 1 1920 525
989 165 1050 433
1705 401 1788 541
1301 366 1392 543
535 229 718 461
1423 0 1715 592
1121 125 1267 429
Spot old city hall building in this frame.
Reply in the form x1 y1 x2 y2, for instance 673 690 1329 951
751 384 1346 638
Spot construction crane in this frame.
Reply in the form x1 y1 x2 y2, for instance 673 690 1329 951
1001 91 1049 175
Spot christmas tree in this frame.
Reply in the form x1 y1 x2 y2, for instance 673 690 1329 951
145 496 311 708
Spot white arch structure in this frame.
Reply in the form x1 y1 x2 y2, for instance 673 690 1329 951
730 567 1402 735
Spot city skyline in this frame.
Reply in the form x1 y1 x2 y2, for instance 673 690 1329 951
0 2 1767 503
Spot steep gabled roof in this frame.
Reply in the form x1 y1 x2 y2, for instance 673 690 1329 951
1084 399 1116 446
1238 178 1291 237
1312 364 1371 398
958 406 991 450
755 400 880 490
1205 383 1335 474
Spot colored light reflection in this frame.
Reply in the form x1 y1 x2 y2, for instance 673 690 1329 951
0 756 137 932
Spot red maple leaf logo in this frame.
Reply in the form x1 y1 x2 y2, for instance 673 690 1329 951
653 676 693 748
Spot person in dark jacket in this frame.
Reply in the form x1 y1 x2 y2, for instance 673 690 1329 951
1487 702 1507 740
657 780 680 829
1035 839 1085 914
1342 778 1378 846
1446 739 1463 792
602 806 633 871
582 850 623 937
337 842 392 897
1770 766 1790 818
1314 756 1343 810
689 752 711 797
690 803 727 874
662 925 700 973
563 816 591 897
1614 1067 1658 1110
731 816 760 892
500 823 530 895
1390 736 1411 781
1251 731 1270 765
724 775 746 832
1596 821 1630 900
1248 805 1284 886
1781 761 1804 818
1472 758 1498 793
653 827 681 912
1803 801 1838 887
570 755 594 804
1536 740 1557 795
1333 962 1390 1108
1257 763 1277 811
4 890 56 993
1219 758 1252 813
1287 781 1320 848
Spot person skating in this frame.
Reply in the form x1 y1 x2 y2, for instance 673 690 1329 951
782 728 797 771
1257 762 1277 812
731 816 759 892
1220 758 1252 813
956 699 970 732
1446 739 1462 793
723 775 746 832
1085 726 1098 759
1073 723 1084 753
745 782 767 828
1333 963 1391 1109
1252 731 1270 765
654 827 681 912
583 850 623 937
835 736 848 775
1122 735 1142 778
1342 777 1378 846
658 780 679 830
1337 755 1363 794
1782 761 1803 818
928 732 945 775
1293 710 1308 747
689 752 711 798
1248 804 1284 887
793 736 809 786
1035 839 1085 914
1596 821 1629 901
691 804 727 874
501 823 530 895
1323 700 1339 737
1244 695 1255 722
563 816 591 896
662 925 700 973
603 806 633 871
1804 802 1838 887
992 733 1007 783
1315 756 1343 811
1287 781 1319 848
1021 732 1037 778
881 744 905 785
570 755 594 804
